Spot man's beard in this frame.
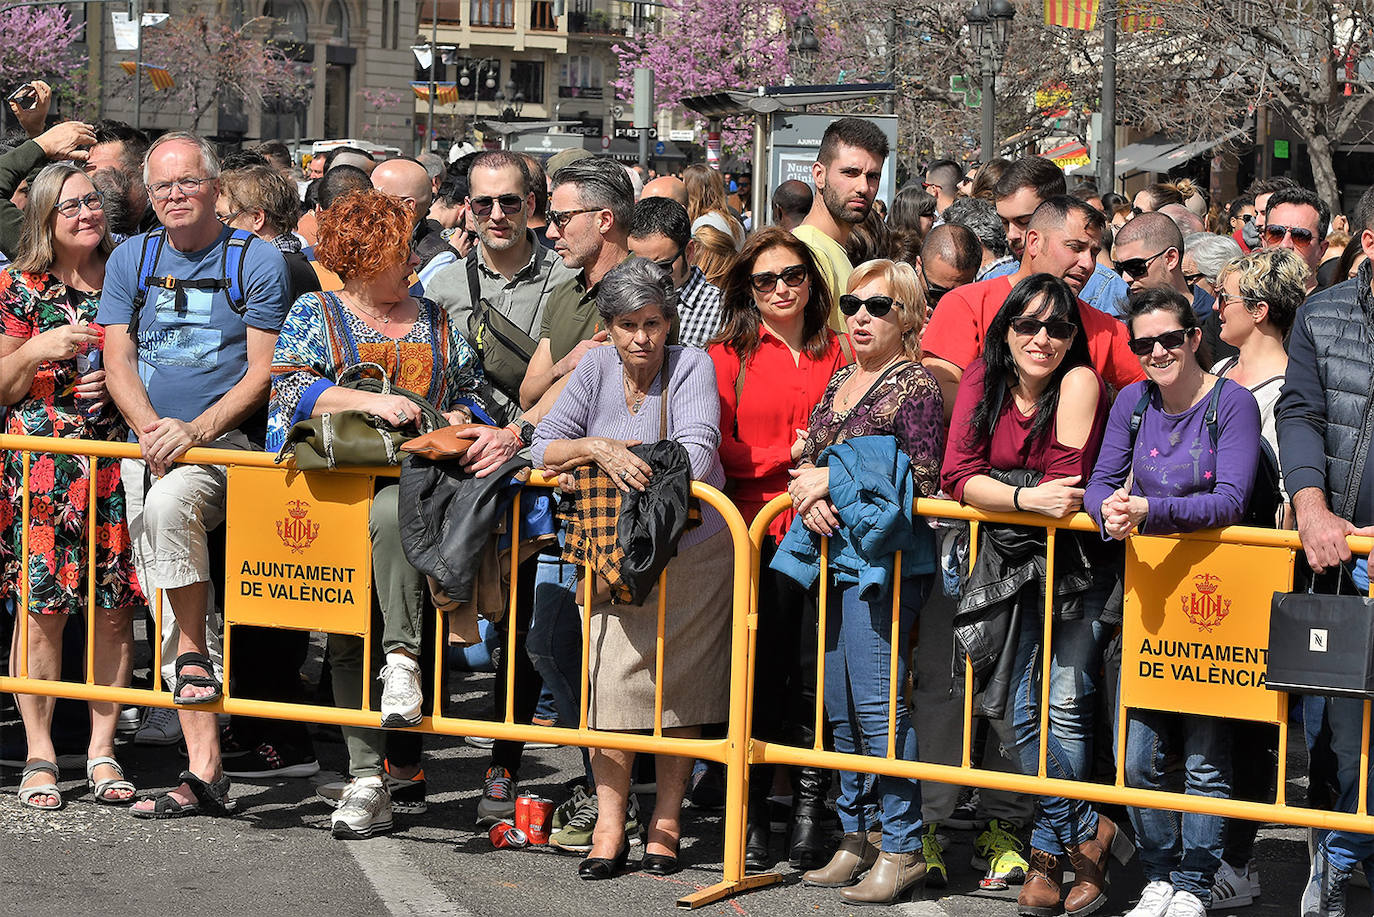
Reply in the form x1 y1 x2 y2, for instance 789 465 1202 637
822 181 869 225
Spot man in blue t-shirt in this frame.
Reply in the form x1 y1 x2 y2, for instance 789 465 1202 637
98 132 290 819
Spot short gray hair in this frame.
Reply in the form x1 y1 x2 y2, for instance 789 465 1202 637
596 256 679 325
1184 232 1244 283
942 196 1009 258
552 156 634 230
143 131 220 184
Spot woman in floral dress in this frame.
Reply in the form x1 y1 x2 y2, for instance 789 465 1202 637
0 163 143 810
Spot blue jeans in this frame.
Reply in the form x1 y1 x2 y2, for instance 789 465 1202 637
823 575 931 854
1318 557 1374 872
1007 582 1111 854
525 549 581 728
1124 711 1230 899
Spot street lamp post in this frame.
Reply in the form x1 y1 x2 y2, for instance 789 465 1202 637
788 13 819 84
965 0 1014 163
460 59 498 142
495 79 525 149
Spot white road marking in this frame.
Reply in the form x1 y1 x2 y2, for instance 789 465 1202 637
344 834 475 917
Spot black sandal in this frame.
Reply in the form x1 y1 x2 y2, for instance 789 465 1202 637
172 651 221 705
129 770 236 820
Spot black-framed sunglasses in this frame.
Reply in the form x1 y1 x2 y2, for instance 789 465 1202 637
749 264 808 293
1184 271 1206 287
650 245 684 272
839 294 897 318
1114 248 1170 279
922 270 951 308
56 191 104 217
469 193 525 217
1263 224 1317 247
1128 327 1194 356
1010 316 1077 340
546 207 599 230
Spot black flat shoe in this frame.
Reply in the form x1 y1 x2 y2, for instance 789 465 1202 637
641 852 681 876
578 842 629 880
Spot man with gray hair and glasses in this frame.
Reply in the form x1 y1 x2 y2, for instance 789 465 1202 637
98 131 291 820
519 156 635 413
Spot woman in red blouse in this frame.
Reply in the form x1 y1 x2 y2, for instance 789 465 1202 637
940 273 1125 917
707 225 847 871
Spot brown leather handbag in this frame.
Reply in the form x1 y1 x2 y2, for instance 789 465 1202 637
400 423 496 461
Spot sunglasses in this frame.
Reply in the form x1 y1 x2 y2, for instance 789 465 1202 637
1128 327 1194 356
546 207 599 230
1114 248 1170 279
923 273 951 308
1010 316 1077 340
649 245 684 272
839 294 897 318
1183 271 1206 286
1262 224 1317 247
469 193 525 217
749 264 808 293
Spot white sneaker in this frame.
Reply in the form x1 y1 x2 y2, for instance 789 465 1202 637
1127 881 1176 917
1208 859 1258 909
379 657 423 727
1166 889 1207 916
117 706 142 734
331 777 393 839
134 706 182 746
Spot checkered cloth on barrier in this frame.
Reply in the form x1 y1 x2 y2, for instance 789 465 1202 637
558 465 634 604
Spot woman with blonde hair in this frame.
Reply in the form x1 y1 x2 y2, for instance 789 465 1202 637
0 162 141 810
689 224 738 287
683 164 744 248
787 258 946 904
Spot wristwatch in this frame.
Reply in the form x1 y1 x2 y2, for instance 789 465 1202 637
506 419 535 446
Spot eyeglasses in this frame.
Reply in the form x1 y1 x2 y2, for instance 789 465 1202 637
148 176 212 201
1130 206 1145 217
1220 295 1260 310
1113 248 1170 279
839 294 897 318
215 208 244 224
923 272 952 308
470 193 525 218
749 264 808 293
650 246 684 272
1263 224 1317 247
1010 316 1077 340
55 191 104 217
546 207 599 230
1183 271 1206 287
1128 327 1194 356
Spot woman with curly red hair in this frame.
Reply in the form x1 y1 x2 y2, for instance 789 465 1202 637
0 162 143 810
266 189 487 840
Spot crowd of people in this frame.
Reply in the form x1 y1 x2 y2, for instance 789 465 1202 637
1 82 1373 917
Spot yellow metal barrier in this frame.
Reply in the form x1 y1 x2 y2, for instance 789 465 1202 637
0 433 765 908
745 492 1374 845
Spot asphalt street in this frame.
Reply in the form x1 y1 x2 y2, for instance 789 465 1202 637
2 659 1366 917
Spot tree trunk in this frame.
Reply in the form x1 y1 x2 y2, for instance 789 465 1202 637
1302 130 1341 213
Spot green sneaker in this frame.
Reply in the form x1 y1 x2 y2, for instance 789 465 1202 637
552 784 589 831
550 793 642 853
922 822 948 888
972 818 1028 890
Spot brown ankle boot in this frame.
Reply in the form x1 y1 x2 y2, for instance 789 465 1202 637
801 830 880 887
841 850 927 904
1017 849 1064 917
1063 815 1134 916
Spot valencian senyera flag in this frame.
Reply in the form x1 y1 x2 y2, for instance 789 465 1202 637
1044 0 1162 31
119 61 175 90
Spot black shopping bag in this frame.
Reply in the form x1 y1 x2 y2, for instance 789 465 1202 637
1267 574 1374 699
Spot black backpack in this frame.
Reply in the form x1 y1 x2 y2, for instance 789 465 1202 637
1126 379 1282 528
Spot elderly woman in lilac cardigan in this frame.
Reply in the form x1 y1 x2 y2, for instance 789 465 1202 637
531 257 729 882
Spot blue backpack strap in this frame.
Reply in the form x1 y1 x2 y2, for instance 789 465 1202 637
128 228 167 337
222 228 254 315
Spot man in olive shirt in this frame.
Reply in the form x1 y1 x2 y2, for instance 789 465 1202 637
519 156 634 412
426 150 574 425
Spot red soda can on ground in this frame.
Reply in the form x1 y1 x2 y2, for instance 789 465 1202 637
489 820 528 849
516 794 554 844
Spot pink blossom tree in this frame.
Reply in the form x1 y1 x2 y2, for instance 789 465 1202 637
361 88 406 140
0 7 87 101
112 13 307 133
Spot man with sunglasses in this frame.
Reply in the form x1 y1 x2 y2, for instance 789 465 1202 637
426 151 574 425
1277 186 1374 917
918 223 981 310
1112 213 1213 322
1262 187 1329 292
923 195 1144 420
628 197 722 348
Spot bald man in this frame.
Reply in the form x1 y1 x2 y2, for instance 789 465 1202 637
642 175 688 207
918 223 981 310
327 150 377 175
771 179 812 231
1159 203 1205 236
372 157 453 285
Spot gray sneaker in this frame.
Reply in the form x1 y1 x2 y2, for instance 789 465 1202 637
331 777 393 840
379 658 423 728
134 706 182 746
550 793 642 853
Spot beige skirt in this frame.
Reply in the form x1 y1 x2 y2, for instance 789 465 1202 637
585 526 735 731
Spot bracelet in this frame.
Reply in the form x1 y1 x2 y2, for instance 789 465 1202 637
1013 486 1024 512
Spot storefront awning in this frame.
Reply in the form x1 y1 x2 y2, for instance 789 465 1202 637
1133 125 1252 173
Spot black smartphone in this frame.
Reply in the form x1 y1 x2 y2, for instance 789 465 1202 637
7 85 38 111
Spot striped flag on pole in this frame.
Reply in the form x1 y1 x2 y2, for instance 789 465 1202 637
119 61 175 91
1043 0 1098 30
1119 0 1165 31
410 82 460 104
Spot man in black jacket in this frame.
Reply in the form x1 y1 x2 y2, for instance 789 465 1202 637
1277 186 1374 917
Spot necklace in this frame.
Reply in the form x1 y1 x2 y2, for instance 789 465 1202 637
343 293 395 325
622 367 648 414
835 352 902 412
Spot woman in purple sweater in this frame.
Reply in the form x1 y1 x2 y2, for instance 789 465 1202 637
533 257 727 882
1084 287 1261 917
